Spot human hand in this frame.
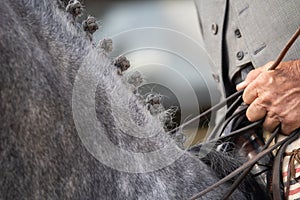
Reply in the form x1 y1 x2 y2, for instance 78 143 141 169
236 60 300 135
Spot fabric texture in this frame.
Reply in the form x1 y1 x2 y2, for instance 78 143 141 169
194 0 300 95
194 0 300 199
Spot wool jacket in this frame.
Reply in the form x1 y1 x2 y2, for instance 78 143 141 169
194 0 300 97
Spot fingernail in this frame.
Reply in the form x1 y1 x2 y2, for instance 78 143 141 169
236 82 246 90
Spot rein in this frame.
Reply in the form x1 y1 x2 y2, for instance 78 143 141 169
167 27 300 136
190 130 300 200
185 27 300 200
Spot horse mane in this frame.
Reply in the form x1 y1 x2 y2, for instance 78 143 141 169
0 0 261 199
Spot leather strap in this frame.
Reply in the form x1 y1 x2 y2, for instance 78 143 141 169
221 129 279 200
272 134 299 200
284 148 300 199
272 141 287 200
190 130 299 200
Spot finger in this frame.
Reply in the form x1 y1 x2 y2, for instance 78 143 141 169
236 70 261 91
263 113 280 132
236 62 274 91
281 122 299 135
236 81 247 91
246 99 267 122
243 83 258 104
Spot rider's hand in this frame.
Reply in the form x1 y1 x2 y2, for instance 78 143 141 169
236 60 300 135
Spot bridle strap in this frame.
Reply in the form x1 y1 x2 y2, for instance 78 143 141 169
190 130 300 200
272 136 300 200
188 119 262 153
272 140 287 200
190 27 300 200
167 90 244 135
286 148 300 198
221 128 279 200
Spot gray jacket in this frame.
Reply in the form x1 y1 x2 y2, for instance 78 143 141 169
194 0 300 97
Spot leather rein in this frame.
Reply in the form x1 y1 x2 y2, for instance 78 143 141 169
169 27 300 200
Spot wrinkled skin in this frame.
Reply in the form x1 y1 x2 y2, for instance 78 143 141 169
0 0 261 199
237 60 300 135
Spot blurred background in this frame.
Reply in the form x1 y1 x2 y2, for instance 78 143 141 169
84 0 221 144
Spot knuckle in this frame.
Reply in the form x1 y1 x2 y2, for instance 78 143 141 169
243 87 256 104
247 69 257 77
246 102 266 122
283 116 294 126
262 121 270 130
242 91 249 103
259 93 272 106
281 125 292 135
264 125 274 133
263 115 279 132
281 118 298 135
246 112 255 122
246 107 256 122
258 72 271 82
264 61 275 69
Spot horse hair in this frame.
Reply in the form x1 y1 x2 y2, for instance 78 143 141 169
0 0 261 199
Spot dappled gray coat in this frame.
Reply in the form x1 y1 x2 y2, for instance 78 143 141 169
0 0 264 199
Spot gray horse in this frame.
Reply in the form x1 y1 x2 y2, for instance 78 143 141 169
0 0 262 199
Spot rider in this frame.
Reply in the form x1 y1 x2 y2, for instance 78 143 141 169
194 0 300 199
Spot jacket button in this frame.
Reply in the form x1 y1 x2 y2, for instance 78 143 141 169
211 23 218 35
212 73 220 83
235 29 241 38
236 51 244 60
